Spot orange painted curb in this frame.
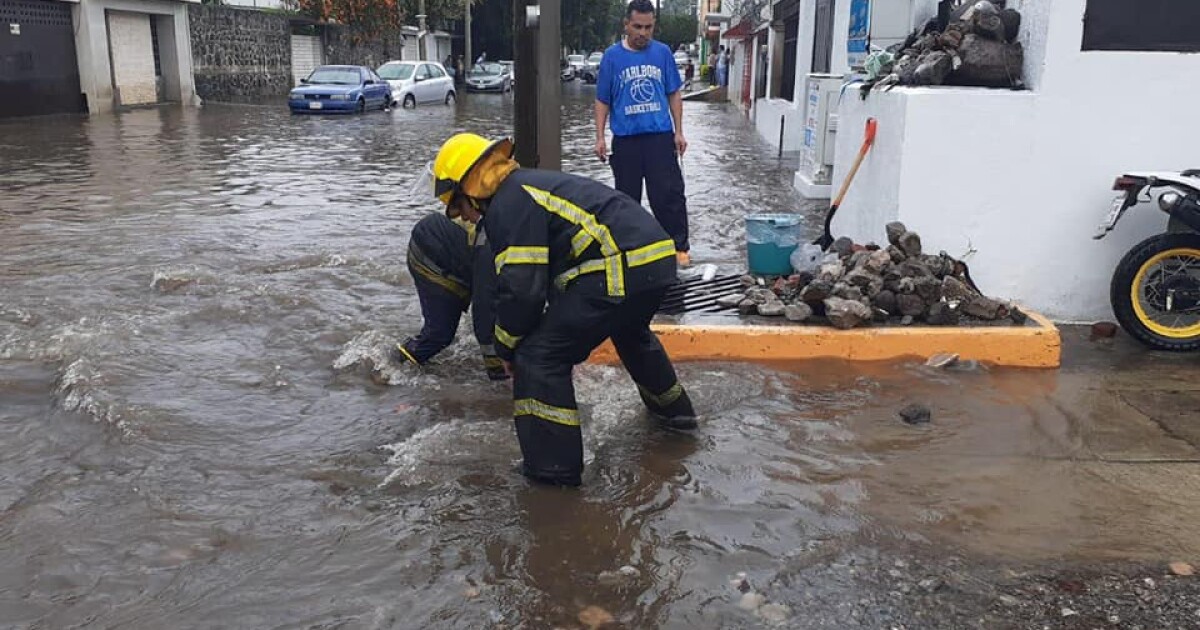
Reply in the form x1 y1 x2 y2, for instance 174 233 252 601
589 309 1061 368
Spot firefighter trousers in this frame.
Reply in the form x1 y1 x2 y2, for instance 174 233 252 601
512 279 695 486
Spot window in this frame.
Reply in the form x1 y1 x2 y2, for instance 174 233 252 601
416 65 430 80
1082 0 1200 52
429 65 445 78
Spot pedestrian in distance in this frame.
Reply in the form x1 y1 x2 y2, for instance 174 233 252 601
427 132 698 487
389 213 507 382
594 0 693 269
707 49 717 83
716 45 728 87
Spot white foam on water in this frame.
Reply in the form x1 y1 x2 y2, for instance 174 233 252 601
378 420 512 488
332 329 442 388
149 266 218 293
56 357 136 434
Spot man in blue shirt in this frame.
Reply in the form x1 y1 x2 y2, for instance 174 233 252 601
594 0 692 268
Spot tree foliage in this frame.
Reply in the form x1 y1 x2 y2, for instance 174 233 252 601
294 0 401 39
655 12 698 49
562 0 625 53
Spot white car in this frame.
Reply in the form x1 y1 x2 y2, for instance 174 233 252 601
376 61 456 108
673 51 692 85
566 54 587 80
580 51 604 83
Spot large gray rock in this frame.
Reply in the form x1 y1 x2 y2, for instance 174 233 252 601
738 300 758 315
845 269 879 288
834 284 864 302
962 295 1008 320
941 276 976 301
897 293 926 317
784 303 813 322
832 237 855 259
819 261 846 284
899 260 933 279
913 276 943 302
873 290 898 315
887 245 908 264
952 34 1024 88
717 293 747 308
800 280 833 304
898 231 923 258
745 287 777 305
757 302 786 317
824 297 873 330
864 249 893 274
886 222 908 246
926 301 960 326
848 250 870 270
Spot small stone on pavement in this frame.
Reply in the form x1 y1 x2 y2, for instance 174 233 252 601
899 403 932 425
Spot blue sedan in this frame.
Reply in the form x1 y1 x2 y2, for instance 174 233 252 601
288 65 392 114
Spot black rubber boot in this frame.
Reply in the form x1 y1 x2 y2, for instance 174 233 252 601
640 387 698 430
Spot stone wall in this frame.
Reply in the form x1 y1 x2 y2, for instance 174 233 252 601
324 25 404 69
188 4 292 102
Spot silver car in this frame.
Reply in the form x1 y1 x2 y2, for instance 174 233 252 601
377 61 456 108
466 63 512 93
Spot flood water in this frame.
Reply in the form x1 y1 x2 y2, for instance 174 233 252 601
3 86 1198 628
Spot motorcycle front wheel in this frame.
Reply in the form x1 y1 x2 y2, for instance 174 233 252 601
1111 232 1200 351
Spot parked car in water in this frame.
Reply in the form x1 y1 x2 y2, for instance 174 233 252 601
566 54 588 80
376 60 456 108
580 51 604 84
288 65 392 114
498 60 515 86
466 62 512 93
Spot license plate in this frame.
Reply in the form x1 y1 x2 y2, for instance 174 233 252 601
1094 195 1126 239
309 101 322 110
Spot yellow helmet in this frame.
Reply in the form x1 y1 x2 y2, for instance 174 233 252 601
432 133 513 205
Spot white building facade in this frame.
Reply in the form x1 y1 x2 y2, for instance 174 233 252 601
828 0 1200 321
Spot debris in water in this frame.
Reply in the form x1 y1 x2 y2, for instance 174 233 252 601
464 586 480 599
925 353 960 368
578 605 614 628
737 591 766 611
899 403 932 425
1091 321 1119 340
757 603 791 624
598 565 641 586
1170 562 1195 577
1061 607 1078 618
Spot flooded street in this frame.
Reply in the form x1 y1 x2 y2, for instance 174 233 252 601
4 87 1200 628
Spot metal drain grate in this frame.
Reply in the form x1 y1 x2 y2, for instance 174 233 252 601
658 274 746 315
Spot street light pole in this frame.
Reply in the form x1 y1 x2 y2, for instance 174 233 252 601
464 0 472 72
417 0 428 60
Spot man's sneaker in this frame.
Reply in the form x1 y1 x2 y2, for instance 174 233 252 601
676 251 691 268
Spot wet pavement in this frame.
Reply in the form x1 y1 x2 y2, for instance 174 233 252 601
3 88 1200 629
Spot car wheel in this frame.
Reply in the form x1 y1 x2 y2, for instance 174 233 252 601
356 98 365 113
403 94 416 108
445 90 455 105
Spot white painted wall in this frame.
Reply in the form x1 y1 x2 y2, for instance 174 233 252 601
75 0 198 114
829 0 1200 321
107 10 157 104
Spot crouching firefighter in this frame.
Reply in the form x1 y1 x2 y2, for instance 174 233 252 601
429 132 697 486
390 212 508 381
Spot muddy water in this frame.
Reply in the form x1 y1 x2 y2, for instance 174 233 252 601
1 89 1197 628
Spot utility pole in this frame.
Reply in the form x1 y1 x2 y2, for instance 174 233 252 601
535 0 561 170
417 0 428 60
464 0 472 74
513 1 538 167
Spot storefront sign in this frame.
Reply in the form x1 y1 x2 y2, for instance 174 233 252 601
847 0 871 69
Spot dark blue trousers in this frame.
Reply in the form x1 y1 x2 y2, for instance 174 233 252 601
610 132 690 253
403 275 465 363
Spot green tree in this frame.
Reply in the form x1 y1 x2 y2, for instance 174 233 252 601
563 0 625 53
655 12 697 49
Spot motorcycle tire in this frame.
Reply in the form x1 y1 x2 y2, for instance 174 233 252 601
1110 232 1200 351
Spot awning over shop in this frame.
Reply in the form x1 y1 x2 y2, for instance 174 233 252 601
722 20 752 40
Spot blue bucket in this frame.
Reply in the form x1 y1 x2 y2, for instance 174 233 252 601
745 213 803 276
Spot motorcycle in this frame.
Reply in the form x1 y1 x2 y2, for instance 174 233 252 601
1095 170 1200 351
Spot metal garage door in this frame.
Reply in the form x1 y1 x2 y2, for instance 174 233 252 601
402 34 419 61
291 34 323 85
0 0 84 117
106 10 157 106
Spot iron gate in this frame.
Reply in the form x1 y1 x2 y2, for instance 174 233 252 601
0 0 84 117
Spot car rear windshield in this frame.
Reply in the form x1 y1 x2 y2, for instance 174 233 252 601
377 64 415 80
470 63 502 76
307 68 361 85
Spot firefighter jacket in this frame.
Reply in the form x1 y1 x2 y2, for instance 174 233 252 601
482 169 678 361
406 214 499 365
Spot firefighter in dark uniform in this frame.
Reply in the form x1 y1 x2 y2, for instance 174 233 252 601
429 132 697 486
391 212 507 381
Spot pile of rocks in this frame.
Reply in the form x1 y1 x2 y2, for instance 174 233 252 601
718 221 1026 330
866 0 1024 91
